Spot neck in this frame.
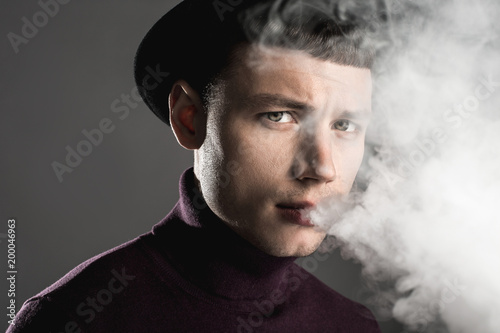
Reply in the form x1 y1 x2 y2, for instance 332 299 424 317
152 168 297 300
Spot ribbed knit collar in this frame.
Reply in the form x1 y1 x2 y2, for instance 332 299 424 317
151 168 297 301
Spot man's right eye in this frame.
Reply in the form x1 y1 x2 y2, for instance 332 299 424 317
265 112 294 123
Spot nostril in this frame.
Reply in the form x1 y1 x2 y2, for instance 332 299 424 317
291 158 306 179
291 142 336 182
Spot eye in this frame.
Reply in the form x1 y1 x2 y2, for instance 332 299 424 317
265 112 294 123
333 119 357 132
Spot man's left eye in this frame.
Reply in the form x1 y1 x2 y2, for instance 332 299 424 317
266 112 294 123
333 120 356 132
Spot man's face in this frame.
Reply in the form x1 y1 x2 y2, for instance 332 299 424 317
195 46 372 257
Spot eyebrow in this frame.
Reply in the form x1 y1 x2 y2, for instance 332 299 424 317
239 93 371 120
337 110 372 121
239 93 314 113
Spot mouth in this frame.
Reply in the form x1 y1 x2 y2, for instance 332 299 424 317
276 201 315 227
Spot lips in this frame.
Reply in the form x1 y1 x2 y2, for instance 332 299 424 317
276 201 315 226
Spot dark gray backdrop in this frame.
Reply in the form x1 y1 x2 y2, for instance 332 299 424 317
0 1 402 332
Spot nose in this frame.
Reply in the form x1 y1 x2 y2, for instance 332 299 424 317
292 129 336 183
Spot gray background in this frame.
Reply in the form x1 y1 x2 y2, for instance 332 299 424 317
0 1 402 332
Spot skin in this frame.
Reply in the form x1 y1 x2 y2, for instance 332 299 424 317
169 45 372 257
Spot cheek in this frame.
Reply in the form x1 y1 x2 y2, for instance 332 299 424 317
335 141 365 184
219 128 298 207
229 123 296 170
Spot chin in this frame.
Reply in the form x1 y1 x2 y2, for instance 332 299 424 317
267 245 319 258
265 232 326 258
289 244 322 257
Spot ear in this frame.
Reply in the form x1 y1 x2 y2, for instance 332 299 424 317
168 80 206 150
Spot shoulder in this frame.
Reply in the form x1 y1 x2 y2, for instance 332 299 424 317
37 234 151 299
10 233 158 332
6 297 76 333
288 263 381 332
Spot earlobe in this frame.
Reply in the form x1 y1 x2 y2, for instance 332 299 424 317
169 80 206 150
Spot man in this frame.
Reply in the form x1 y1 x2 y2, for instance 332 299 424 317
9 0 380 332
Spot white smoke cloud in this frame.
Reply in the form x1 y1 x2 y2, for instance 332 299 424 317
243 0 499 330
306 0 500 332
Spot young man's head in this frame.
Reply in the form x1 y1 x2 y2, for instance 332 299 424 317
135 0 374 257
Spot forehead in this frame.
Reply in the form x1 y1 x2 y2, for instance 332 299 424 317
227 46 372 112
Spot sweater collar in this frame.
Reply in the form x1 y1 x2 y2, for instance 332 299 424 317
152 168 297 300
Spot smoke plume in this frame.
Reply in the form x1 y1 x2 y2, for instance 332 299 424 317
246 0 500 332
311 0 500 332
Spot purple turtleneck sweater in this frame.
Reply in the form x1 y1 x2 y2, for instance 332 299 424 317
8 168 380 333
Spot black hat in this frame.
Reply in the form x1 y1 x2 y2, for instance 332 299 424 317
134 0 260 126
134 0 375 126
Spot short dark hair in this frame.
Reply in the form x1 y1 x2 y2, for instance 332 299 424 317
134 0 374 126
